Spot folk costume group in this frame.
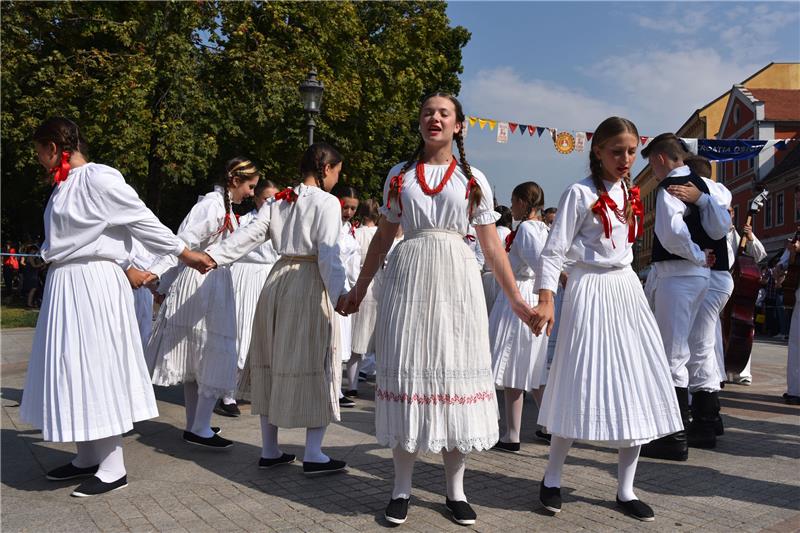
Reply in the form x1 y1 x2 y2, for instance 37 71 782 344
20 97 798 526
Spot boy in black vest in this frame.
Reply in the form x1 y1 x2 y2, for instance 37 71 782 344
640 134 731 460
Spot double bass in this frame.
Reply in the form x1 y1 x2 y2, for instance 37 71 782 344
781 227 800 308
722 189 769 375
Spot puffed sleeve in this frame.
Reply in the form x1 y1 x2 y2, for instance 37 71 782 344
536 184 587 293
468 167 501 226
516 222 548 270
87 166 184 258
379 163 405 224
317 196 348 305
206 201 272 267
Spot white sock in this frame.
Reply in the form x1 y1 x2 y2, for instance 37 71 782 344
190 393 217 438
96 436 126 483
442 449 467 501
346 355 362 390
183 382 199 432
304 426 329 463
392 447 418 499
544 436 573 488
617 445 641 502
502 388 524 443
260 416 281 459
73 441 100 468
222 394 236 405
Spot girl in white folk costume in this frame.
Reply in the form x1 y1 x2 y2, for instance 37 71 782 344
338 93 534 526
203 143 348 475
489 182 550 454
331 184 362 408
482 205 513 312
146 158 259 449
531 117 683 522
347 199 381 398
21 117 210 497
215 180 281 417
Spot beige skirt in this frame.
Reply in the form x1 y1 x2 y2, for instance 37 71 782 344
247 256 340 428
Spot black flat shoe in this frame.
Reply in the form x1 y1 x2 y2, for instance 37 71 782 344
344 389 359 398
491 440 520 453
384 497 410 525
258 453 296 469
616 496 655 522
302 458 347 475
339 396 355 408
535 429 552 444
539 479 562 513
783 393 800 405
213 400 241 417
445 498 476 526
71 475 128 497
183 431 233 449
46 462 99 481
182 427 221 440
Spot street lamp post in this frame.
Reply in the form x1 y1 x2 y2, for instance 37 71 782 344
299 68 324 146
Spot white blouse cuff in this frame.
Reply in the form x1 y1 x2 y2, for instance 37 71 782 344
379 206 401 224
471 210 500 226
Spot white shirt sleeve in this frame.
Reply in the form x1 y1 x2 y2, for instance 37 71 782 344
516 223 547 271
206 202 271 267
150 199 223 277
655 188 707 266
379 165 403 224
469 168 501 226
747 235 768 263
536 185 587 293
697 178 732 241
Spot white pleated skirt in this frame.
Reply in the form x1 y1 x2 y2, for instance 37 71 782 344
231 261 273 370
490 277 548 391
338 314 353 362
133 286 154 349
375 230 499 454
538 265 683 447
482 271 500 313
20 260 158 442
145 265 237 398
350 280 378 356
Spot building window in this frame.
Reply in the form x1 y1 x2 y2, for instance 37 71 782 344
764 197 773 228
777 192 785 226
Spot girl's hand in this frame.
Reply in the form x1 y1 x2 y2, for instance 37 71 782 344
509 295 536 332
125 267 154 289
336 288 362 316
180 249 217 273
531 296 555 336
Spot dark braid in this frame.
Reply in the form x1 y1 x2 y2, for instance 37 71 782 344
300 142 342 193
33 117 89 157
388 139 424 208
455 131 482 213
511 181 544 220
219 157 259 233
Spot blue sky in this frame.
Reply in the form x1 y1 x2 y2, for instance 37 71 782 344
446 1 800 208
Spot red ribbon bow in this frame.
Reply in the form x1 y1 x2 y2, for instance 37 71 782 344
591 192 617 246
275 187 298 204
504 229 517 253
349 220 359 237
50 151 71 185
387 173 404 213
465 234 476 242
628 186 644 243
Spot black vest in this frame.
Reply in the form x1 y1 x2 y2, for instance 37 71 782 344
651 171 729 271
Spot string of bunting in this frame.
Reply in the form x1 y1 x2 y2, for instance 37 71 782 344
462 114 797 161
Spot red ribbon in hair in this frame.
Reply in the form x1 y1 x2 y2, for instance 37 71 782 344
387 173 404 213
628 186 644 243
504 230 517 253
465 177 476 200
464 234 476 242
275 187 298 204
50 151 71 185
349 220 359 237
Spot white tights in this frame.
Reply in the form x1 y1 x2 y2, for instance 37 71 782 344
501 388 525 443
260 416 329 463
543 436 641 500
74 435 126 482
346 355 362 391
391 447 468 501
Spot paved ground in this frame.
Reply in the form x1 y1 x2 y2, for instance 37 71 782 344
2 327 799 532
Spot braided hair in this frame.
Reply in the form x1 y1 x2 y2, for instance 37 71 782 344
219 157 259 233
33 117 89 157
511 181 545 220
589 116 639 223
299 142 343 193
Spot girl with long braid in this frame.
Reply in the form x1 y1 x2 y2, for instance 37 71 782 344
21 117 211 496
530 117 682 521
203 142 349 475
146 158 259 449
489 181 550 454
338 93 534 526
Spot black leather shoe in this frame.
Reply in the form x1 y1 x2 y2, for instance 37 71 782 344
491 440 520 453
183 427 221 440
783 393 800 405
344 389 358 398
46 462 99 481
616 496 655 521
539 479 562 513
535 429 552 444
258 453 296 468
214 400 241 417
339 396 355 408
688 391 717 449
71 475 128 497
303 458 346 475
183 431 233 449
445 498 477 526
384 497 410 525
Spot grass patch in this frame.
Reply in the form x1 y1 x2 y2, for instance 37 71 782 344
1 304 39 328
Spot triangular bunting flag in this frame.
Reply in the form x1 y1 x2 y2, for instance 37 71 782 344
509 123 518 133
640 136 649 145
468 116 477 127
478 119 488 130
536 127 545 137
586 132 593 141
528 125 536 136
488 120 497 131
518 124 528 135
548 128 557 142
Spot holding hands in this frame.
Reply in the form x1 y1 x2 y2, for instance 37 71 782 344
125 267 158 289
180 249 217 274
530 295 555 337
336 287 363 316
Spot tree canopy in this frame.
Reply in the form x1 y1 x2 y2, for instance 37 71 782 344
1 1 469 239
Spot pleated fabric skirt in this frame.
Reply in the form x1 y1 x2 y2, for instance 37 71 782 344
338 314 353 362
375 229 499 454
538 265 683 447
231 261 273 370
490 277 548 391
482 271 500 313
133 286 154 349
350 280 378 356
247 256 340 428
145 265 237 398
20 260 158 442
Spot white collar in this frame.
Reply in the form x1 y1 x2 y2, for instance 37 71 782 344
666 165 690 178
